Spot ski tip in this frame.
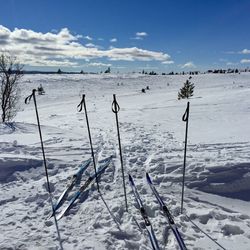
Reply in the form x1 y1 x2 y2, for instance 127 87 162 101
98 155 114 164
47 213 53 220
56 214 63 221
56 208 67 220
146 172 152 183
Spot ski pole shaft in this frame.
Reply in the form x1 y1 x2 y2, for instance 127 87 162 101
112 94 128 212
100 193 121 231
78 94 99 192
25 89 63 250
181 101 190 214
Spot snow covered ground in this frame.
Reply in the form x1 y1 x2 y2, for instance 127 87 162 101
1 72 250 250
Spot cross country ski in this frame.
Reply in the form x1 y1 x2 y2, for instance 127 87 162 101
129 174 160 250
50 158 92 218
146 173 187 250
56 156 113 220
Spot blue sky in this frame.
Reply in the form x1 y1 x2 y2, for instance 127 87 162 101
0 0 250 72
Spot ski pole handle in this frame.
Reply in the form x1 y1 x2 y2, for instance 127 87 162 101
25 89 36 104
112 94 120 113
182 101 190 122
77 94 85 112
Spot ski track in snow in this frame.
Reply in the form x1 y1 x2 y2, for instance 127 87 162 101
1 73 250 249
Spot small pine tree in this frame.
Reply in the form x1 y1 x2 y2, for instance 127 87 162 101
104 67 111 73
37 84 45 95
178 79 195 100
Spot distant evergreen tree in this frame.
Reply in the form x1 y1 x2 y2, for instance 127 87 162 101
57 68 62 74
104 67 111 73
37 84 45 95
178 79 195 100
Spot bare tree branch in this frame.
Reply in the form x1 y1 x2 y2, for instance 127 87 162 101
0 54 23 123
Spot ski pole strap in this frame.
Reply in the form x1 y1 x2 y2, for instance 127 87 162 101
112 94 120 113
77 94 85 112
25 89 36 104
182 101 190 122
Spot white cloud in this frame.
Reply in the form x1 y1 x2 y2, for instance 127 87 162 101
51 29 58 33
131 31 148 40
162 60 174 64
85 43 97 48
87 62 112 67
0 25 171 67
110 38 117 43
219 58 238 66
240 59 250 64
181 61 196 69
131 36 143 40
240 49 250 54
225 49 250 55
28 59 79 67
106 47 170 61
226 62 238 66
84 35 93 41
136 32 148 37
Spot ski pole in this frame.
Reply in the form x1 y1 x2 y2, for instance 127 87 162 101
181 101 190 214
77 94 99 192
25 89 63 250
112 94 128 212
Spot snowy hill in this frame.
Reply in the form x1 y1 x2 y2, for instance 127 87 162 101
1 73 250 249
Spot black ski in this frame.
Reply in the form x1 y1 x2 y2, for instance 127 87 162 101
146 173 187 250
129 174 160 250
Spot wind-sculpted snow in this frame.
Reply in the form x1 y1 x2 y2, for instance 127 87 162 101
1 73 250 249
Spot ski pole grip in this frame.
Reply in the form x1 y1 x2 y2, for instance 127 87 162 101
77 94 85 112
25 89 36 104
182 102 190 122
112 94 120 113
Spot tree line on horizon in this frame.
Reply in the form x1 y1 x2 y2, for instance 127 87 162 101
17 67 249 75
